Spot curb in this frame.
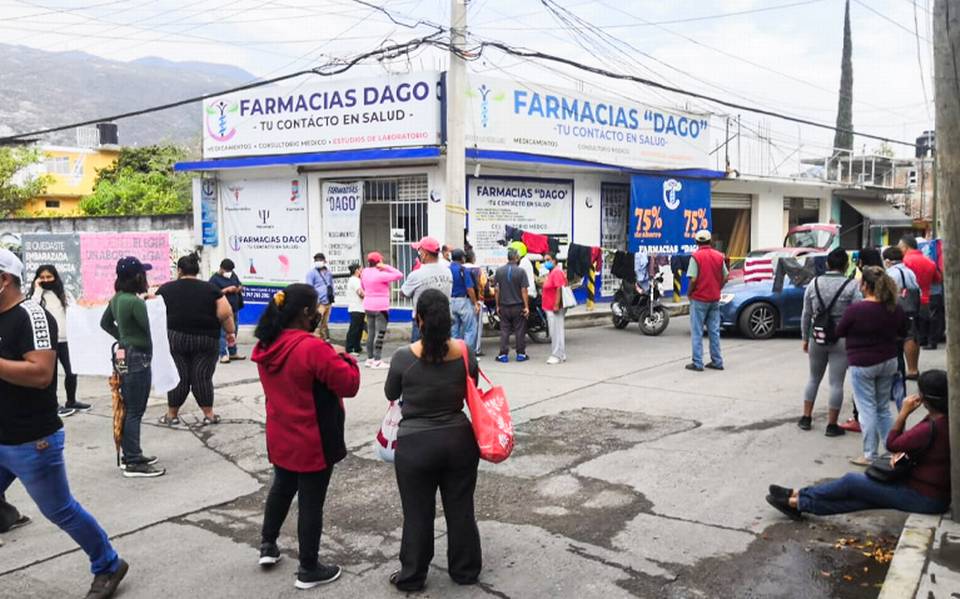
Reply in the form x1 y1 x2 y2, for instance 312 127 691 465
877 513 940 599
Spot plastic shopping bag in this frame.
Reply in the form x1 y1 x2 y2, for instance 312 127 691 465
460 341 514 463
375 400 402 463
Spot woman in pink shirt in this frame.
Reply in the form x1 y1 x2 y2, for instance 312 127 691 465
361 252 403 368
541 252 568 365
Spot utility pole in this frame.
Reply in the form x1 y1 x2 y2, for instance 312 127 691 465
444 0 468 248
933 0 960 520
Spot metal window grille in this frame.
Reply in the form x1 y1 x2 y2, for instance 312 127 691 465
600 183 630 297
363 175 428 308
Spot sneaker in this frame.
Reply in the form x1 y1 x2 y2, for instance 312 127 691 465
372 360 390 370
2 514 31 532
122 462 166 478
295 564 342 589
58 406 76 418
349 352 361 357
220 355 231 364
546 356 561 365
768 484 793 501
230 354 247 361
839 418 861 433
120 456 159 469
495 355 509 363
516 353 529 362
65 401 92 412
797 416 812 431
705 362 724 371
849 456 871 467
85 558 129 599
364 359 376 368
258 542 282 567
765 494 803 521
824 424 846 437
684 363 703 372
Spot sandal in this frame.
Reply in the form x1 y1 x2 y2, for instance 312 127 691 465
158 415 180 426
202 415 222 426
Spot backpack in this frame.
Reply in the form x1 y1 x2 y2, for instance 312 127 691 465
895 267 920 315
811 276 853 346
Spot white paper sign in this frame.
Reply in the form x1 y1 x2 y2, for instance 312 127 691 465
467 177 572 267
66 298 180 393
320 180 364 303
202 72 442 159
465 75 711 171
221 177 311 284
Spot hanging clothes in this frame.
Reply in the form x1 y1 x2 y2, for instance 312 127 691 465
504 225 524 243
635 251 650 290
521 231 550 255
546 236 561 256
611 251 636 282
566 243 593 283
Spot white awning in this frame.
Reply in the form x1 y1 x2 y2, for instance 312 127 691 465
841 197 912 227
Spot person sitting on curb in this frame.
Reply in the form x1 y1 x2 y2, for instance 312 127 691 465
766 369 951 519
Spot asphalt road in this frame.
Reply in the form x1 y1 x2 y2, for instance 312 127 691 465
0 317 945 598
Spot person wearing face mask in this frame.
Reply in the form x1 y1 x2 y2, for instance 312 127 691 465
0 248 132 598
209 259 246 365
252 284 360 590
540 253 568 365
27 264 89 416
306 253 335 341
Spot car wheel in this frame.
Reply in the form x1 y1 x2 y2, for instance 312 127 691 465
738 302 778 339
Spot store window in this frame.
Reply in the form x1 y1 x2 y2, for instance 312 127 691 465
360 175 429 308
600 183 629 297
786 197 820 229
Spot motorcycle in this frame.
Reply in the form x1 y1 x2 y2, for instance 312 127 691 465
483 295 551 344
610 271 670 336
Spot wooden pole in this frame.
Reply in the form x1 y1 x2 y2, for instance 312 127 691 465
933 0 960 520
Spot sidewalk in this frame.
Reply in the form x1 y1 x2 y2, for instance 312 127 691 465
880 512 960 598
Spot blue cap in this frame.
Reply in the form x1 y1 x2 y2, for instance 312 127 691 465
116 256 153 278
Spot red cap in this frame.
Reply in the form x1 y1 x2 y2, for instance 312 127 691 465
366 251 383 264
411 236 441 254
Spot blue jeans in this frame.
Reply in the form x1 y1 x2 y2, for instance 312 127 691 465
0 429 120 574
120 349 152 463
799 472 949 515
689 300 722 368
850 358 897 460
219 327 238 358
450 297 478 350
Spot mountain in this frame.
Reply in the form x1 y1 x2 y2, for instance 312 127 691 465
0 44 257 149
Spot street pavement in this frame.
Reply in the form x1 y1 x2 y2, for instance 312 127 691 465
0 317 946 598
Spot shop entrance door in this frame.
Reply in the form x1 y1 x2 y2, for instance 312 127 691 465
600 183 630 297
360 175 429 308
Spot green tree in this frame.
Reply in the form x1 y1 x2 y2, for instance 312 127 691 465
0 146 50 217
832 0 854 152
82 145 191 216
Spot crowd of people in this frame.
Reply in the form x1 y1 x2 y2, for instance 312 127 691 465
0 227 952 596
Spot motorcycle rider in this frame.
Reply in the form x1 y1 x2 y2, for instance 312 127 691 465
686 230 728 372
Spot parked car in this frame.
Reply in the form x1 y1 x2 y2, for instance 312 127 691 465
719 254 827 339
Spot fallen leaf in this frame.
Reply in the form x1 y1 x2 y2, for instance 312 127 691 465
843 575 854 582
821 571 832 578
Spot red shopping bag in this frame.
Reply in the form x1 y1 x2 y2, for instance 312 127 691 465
460 341 514 463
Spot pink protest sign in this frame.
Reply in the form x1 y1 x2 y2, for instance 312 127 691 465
79 233 171 302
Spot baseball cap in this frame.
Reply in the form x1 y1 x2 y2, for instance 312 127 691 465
411 236 441 254
366 251 383 264
694 230 712 243
0 248 24 279
116 256 153 278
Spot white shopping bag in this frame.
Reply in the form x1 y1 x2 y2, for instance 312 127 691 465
375 400 402 463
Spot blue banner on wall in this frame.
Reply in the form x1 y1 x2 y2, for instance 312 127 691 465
629 175 712 254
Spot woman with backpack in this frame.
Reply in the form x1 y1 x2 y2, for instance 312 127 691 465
798 248 860 436
836 266 908 466
767 369 950 519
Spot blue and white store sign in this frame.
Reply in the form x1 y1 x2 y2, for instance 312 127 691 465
203 72 442 159
465 75 711 171
629 175 712 254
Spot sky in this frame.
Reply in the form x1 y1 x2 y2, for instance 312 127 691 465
0 0 937 172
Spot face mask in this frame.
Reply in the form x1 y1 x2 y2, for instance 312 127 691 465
543 261 554 271
315 261 326 269
222 271 233 278
39 281 57 290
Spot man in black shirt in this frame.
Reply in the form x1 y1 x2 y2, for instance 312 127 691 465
0 249 129 598
494 248 530 362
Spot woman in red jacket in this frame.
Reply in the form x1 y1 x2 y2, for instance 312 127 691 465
251 284 360 590
766 369 950 519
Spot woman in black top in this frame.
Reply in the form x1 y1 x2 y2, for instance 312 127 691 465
157 254 236 425
384 289 481 592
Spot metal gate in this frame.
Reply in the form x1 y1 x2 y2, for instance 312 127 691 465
600 183 630 297
361 175 429 308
